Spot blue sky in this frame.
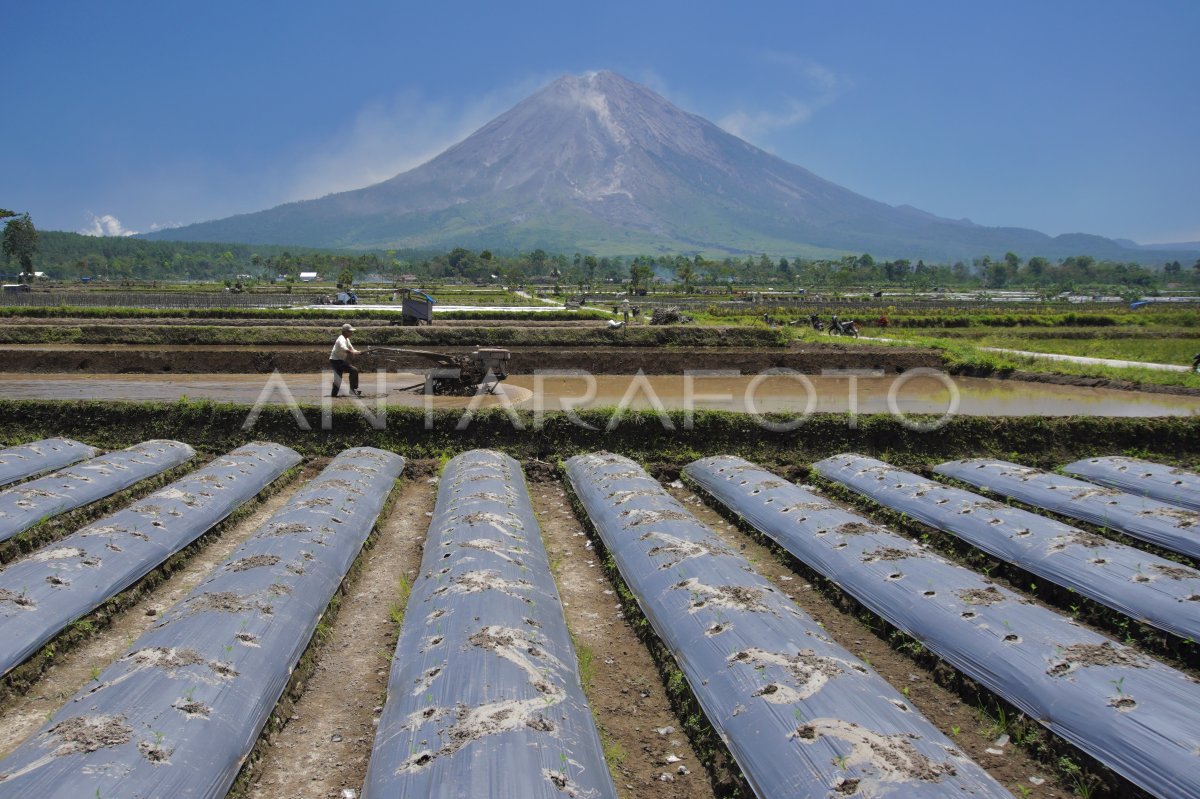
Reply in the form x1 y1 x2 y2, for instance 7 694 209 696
4 1 1198 244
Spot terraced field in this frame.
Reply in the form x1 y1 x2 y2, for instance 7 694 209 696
0 435 1197 798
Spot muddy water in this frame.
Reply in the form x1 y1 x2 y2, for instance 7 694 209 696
0 373 532 409
0 372 1196 416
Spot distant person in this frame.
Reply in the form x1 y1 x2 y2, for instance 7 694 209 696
330 323 364 397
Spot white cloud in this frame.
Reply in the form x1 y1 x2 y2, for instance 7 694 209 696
719 101 816 141
79 212 137 237
719 53 850 142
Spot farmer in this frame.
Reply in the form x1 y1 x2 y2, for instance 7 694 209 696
329 323 364 397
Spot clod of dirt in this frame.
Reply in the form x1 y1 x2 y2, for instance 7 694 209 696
956 587 1006 606
1141 507 1198 528
319 478 365 494
1108 696 1137 712
527 715 555 732
836 522 875 536
433 570 530 600
605 489 658 505
458 538 519 559
265 522 313 537
1047 642 1150 676
124 647 239 680
182 590 269 616
681 581 770 613
47 715 132 756
1070 487 1121 501
646 533 723 569
468 627 518 651
227 554 281 572
0 588 36 609
137 739 174 763
457 511 524 530
620 508 694 527
1047 531 1110 552
171 698 212 719
1151 563 1198 580
793 717 959 783
544 767 577 794
731 648 856 701
861 547 918 563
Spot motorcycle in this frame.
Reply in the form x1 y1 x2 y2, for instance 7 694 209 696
829 315 859 337
809 313 825 331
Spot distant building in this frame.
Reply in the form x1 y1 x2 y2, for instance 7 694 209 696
298 272 319 282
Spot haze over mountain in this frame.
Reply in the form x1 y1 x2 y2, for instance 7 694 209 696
147 72 1196 264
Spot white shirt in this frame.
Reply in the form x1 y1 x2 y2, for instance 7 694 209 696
329 334 358 361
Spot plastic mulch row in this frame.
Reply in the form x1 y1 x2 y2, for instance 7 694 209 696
364 449 616 799
1063 456 1200 511
936 458 1200 561
0 440 196 544
566 451 1010 799
0 446 404 799
0 439 99 489
702 454 1200 799
811 454 1200 642
0 442 302 678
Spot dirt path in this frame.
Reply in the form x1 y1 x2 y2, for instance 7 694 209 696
660 480 1071 799
244 477 435 799
529 474 715 799
0 466 316 760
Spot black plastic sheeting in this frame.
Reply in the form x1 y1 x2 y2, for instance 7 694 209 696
0 441 195 544
0 439 99 489
811 455 1200 643
935 458 1200 561
364 450 616 799
706 455 1200 799
566 452 1009 799
0 442 302 679
1063 456 1200 512
0 447 404 799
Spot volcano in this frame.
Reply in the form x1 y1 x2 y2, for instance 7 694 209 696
147 71 1185 262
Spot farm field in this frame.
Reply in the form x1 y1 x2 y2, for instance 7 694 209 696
0 413 1198 798
0 293 1198 798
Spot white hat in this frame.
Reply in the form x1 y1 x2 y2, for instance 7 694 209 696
341 323 355 333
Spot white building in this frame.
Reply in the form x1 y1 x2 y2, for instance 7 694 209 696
298 272 319 282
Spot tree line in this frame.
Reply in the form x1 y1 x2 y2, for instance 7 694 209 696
4 219 1199 293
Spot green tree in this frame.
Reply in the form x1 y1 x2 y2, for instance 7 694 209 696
675 261 696 293
2 213 39 280
338 268 354 286
629 262 653 293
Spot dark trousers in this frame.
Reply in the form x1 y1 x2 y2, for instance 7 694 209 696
330 359 359 394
